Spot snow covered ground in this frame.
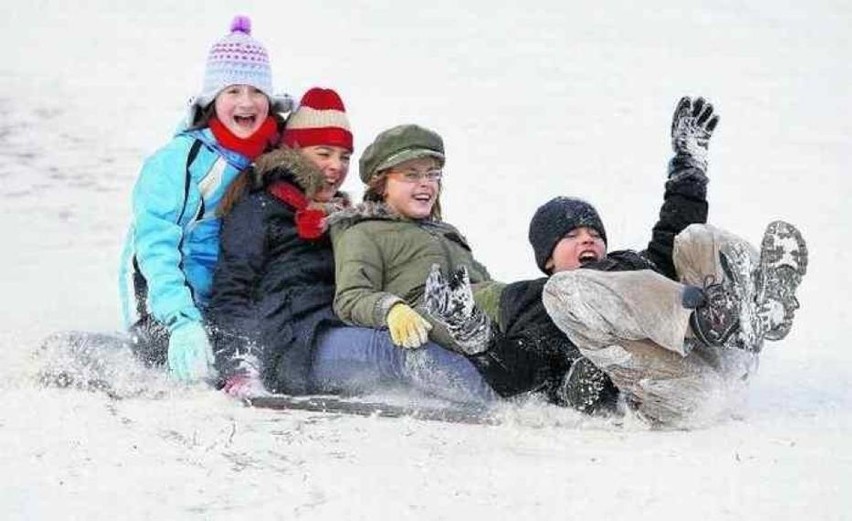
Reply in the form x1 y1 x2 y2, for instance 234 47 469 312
1 0 850 519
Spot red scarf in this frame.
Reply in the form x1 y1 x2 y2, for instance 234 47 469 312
209 116 278 160
267 181 327 240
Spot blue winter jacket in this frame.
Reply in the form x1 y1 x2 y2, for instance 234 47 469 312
119 128 251 330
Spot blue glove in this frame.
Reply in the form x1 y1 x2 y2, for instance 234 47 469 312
167 319 215 382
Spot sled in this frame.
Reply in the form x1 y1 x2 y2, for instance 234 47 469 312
243 394 499 425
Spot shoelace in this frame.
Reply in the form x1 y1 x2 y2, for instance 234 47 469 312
700 274 733 329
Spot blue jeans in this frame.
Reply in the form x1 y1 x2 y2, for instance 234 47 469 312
311 326 497 406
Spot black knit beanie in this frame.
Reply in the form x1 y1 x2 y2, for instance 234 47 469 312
528 197 608 273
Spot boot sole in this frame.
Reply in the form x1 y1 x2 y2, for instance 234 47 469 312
758 221 808 341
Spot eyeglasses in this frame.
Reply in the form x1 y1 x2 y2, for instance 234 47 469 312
389 168 443 183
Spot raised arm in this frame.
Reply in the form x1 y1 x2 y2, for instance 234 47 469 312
645 96 718 279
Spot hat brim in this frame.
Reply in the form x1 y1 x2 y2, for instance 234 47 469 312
374 148 445 174
186 91 292 129
191 91 293 113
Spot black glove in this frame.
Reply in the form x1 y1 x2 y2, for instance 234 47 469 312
670 96 719 173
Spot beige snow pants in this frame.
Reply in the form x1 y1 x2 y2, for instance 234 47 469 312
542 224 759 427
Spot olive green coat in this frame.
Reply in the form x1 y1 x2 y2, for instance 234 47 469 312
329 202 502 348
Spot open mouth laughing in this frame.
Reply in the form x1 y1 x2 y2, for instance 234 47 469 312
578 250 600 265
233 114 258 130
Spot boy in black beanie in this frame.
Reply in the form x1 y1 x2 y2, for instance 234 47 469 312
425 96 715 413
425 97 808 426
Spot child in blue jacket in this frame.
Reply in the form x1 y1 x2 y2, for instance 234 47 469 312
119 16 290 382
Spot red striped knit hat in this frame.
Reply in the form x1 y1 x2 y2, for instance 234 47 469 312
281 88 353 151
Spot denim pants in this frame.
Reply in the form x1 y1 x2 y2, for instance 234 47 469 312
311 326 497 406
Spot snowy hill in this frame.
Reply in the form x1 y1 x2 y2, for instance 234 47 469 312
1 1 849 519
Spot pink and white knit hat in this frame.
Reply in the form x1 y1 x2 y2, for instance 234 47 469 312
281 88 353 152
194 15 276 108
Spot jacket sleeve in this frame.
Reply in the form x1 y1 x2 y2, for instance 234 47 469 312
333 224 403 328
472 281 507 328
131 137 202 327
206 194 269 372
207 195 267 332
643 156 709 279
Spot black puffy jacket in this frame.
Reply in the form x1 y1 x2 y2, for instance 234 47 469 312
207 149 348 394
473 156 709 400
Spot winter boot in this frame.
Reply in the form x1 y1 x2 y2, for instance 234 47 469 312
423 264 491 355
755 221 808 341
222 372 269 399
554 356 619 415
221 354 269 399
687 273 740 348
688 221 808 352
688 241 761 351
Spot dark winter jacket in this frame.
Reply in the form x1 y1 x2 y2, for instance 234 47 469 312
207 148 348 394
469 277 574 398
476 160 709 399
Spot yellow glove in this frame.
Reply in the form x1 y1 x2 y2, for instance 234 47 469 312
386 303 432 349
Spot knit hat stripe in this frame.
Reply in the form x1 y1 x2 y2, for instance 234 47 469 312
195 16 275 108
208 43 269 59
281 88 353 151
283 127 353 151
286 107 351 131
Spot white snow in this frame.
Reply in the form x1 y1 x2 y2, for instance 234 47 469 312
1 0 850 519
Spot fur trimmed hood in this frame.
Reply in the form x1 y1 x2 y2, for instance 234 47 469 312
327 201 457 239
326 201 423 231
327 201 395 226
252 147 327 200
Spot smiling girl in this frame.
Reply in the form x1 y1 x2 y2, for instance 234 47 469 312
206 87 355 397
298 124 496 405
329 124 502 363
119 16 289 382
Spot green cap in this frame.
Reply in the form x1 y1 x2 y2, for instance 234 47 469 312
359 124 445 183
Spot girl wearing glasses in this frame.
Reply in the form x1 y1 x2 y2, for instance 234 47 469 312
327 125 500 400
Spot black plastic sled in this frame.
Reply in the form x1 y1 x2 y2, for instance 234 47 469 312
243 394 499 426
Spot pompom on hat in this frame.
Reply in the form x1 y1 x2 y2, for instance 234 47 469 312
189 16 292 122
281 88 353 152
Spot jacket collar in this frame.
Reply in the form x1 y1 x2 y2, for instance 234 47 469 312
327 201 458 239
251 147 331 198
